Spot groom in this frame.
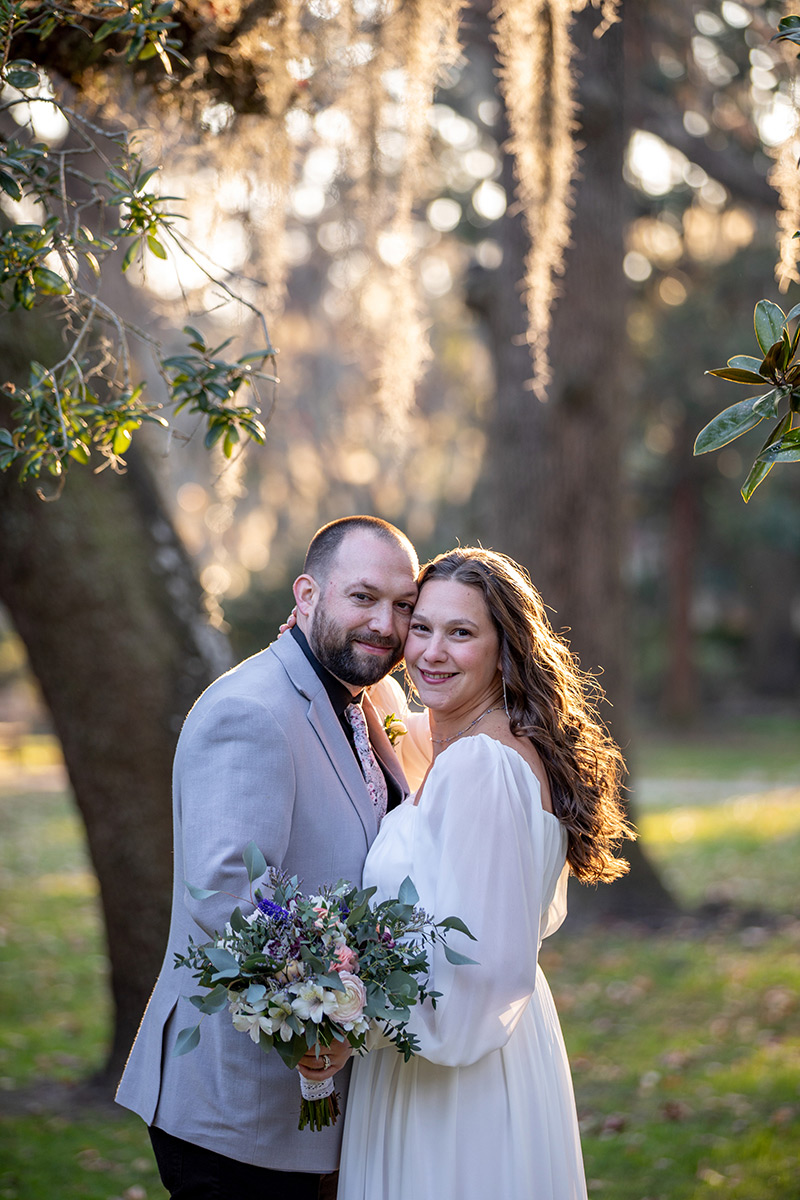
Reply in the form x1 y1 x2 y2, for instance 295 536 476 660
116 515 420 1199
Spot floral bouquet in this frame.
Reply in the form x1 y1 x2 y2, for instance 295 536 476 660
174 841 475 1131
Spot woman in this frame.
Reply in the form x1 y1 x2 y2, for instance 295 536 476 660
339 547 634 1200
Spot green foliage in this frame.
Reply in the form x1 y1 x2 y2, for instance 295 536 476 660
772 14 800 54
696 301 800 501
0 2 274 483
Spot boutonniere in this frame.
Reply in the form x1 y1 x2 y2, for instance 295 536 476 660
382 713 408 747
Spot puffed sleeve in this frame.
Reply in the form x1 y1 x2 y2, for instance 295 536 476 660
367 675 432 790
402 737 555 1067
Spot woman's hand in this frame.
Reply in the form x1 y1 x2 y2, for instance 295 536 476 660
278 607 298 636
297 1037 352 1080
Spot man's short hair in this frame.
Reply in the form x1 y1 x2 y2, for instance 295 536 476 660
303 516 416 582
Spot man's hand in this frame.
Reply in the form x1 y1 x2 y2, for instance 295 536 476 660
297 1037 352 1081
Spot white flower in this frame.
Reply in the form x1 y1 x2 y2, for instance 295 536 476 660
267 995 296 1041
328 971 367 1028
291 983 339 1023
231 1009 273 1043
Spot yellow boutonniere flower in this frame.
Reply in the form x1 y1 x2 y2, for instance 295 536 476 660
383 713 408 747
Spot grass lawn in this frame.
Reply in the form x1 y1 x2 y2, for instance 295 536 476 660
0 718 798 1199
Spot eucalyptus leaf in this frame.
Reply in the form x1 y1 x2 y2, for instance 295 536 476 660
185 881 219 900
437 915 477 940
443 945 479 966
173 1024 201 1056
199 985 230 1013
205 946 240 978
316 972 346 992
243 840 267 883
754 300 786 355
397 876 419 906
229 906 249 933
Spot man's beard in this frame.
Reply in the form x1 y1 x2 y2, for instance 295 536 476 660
309 608 403 687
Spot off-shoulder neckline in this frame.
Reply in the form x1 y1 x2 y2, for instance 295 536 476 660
421 732 560 820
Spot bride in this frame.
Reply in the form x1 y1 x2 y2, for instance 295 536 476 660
338 547 634 1200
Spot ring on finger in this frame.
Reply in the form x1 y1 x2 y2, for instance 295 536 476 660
322 1054 331 1069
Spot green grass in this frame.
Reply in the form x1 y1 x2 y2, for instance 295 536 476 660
1 720 799 1199
631 714 800 783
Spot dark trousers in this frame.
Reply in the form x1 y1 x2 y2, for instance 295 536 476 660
149 1125 338 1200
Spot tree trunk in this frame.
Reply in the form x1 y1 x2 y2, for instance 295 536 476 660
0 342 230 1086
468 5 675 919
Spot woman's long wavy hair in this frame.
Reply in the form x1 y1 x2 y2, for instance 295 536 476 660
416 548 635 884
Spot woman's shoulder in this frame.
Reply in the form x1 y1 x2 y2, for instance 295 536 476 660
435 732 541 794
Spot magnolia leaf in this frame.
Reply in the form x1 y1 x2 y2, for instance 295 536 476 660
726 355 763 371
760 340 784 378
185 881 219 900
173 1024 201 1056
741 459 773 503
243 840 267 883
757 427 800 463
437 915 477 940
693 395 767 455
784 301 800 324
397 876 419 906
443 945 479 966
752 391 780 418
754 300 786 355
741 413 792 502
706 367 766 385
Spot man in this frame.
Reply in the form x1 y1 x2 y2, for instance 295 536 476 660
116 516 421 1199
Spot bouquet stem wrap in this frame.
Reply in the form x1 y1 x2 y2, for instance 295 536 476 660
298 1074 340 1131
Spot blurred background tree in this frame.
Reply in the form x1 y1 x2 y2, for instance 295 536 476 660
1 0 799 1088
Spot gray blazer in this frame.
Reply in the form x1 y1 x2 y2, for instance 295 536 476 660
115 634 408 1172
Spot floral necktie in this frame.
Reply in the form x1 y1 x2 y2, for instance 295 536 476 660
345 703 388 822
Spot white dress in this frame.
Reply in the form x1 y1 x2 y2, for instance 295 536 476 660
338 734 587 1200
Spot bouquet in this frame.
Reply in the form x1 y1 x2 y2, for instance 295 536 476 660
174 841 475 1131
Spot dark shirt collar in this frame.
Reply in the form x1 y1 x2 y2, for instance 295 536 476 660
290 625 363 715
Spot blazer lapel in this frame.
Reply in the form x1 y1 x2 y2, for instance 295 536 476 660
363 693 410 798
270 636 378 840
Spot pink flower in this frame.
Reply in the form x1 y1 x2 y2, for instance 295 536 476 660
330 944 359 974
313 905 329 929
329 971 367 1026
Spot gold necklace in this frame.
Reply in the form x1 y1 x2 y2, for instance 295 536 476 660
430 704 502 746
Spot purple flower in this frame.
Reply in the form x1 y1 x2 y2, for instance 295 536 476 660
257 898 290 923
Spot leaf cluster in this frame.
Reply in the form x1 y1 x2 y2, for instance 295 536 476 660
173 841 477 1069
695 301 800 502
0 2 274 484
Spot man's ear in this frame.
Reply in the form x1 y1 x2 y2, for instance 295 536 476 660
293 574 318 617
